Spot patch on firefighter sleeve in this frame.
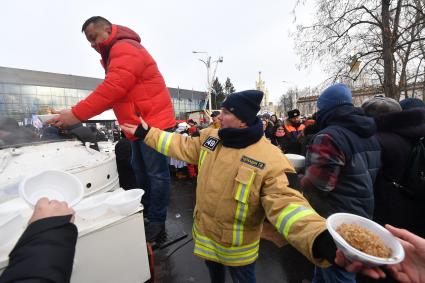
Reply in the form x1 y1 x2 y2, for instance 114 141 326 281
240 156 265 169
202 137 220 151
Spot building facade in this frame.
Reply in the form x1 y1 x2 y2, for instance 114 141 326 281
0 66 205 123
297 84 425 115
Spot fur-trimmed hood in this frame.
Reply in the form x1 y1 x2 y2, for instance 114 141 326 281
374 108 425 138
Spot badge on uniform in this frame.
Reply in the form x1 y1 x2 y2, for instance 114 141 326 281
240 156 265 169
202 137 220 151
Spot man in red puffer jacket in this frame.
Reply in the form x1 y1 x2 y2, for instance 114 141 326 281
51 16 175 242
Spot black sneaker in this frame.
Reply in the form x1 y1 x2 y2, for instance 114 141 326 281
145 222 165 243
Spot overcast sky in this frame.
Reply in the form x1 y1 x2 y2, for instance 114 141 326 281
1 0 326 103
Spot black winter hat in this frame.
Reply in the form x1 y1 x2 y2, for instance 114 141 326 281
262 113 271 120
221 90 263 126
287 109 301 119
399 98 425 110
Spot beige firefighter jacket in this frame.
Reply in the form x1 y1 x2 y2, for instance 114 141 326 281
144 127 330 267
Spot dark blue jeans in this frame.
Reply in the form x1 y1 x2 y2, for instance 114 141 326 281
312 266 356 283
131 139 171 223
205 260 256 283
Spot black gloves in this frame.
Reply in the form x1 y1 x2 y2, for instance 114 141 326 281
313 230 337 264
134 124 150 140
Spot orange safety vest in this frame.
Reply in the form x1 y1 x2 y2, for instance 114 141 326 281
284 124 305 134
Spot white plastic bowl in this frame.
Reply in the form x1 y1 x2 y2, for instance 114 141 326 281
37 114 59 123
285 154 305 170
106 189 144 216
75 193 111 220
0 212 23 250
19 170 84 207
0 198 31 218
327 213 405 266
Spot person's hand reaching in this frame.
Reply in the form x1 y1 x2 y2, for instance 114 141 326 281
120 116 150 139
29 198 75 225
386 225 425 283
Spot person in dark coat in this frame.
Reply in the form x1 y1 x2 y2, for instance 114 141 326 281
301 84 381 283
282 109 305 155
362 97 425 238
115 132 138 190
300 115 319 156
270 121 298 155
261 113 274 140
0 198 77 283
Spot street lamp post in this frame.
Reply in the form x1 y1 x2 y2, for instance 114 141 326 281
192 51 223 112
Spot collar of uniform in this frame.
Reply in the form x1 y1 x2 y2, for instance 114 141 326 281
218 118 263 149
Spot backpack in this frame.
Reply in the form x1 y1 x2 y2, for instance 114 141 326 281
396 137 425 198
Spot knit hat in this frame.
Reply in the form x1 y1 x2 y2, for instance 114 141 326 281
262 113 271 120
317 83 353 111
399 98 425 110
287 109 301 119
221 90 263 125
361 96 401 117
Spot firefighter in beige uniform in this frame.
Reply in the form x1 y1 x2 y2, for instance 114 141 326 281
121 90 351 282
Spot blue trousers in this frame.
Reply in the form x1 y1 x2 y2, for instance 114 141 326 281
312 266 356 283
131 139 171 223
205 260 256 283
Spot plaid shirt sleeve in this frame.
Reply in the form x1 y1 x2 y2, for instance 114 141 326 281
301 133 345 192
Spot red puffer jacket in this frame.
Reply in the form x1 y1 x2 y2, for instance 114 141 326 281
72 25 176 140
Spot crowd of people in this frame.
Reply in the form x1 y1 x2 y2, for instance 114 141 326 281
1 15 425 283
0 117 121 148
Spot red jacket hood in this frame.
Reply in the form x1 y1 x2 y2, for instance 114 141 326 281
97 25 141 67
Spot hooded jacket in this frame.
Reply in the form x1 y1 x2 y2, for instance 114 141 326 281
373 108 425 237
72 25 175 140
304 105 381 218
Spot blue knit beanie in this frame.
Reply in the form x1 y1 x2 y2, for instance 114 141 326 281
221 90 263 125
317 83 353 111
399 98 425 110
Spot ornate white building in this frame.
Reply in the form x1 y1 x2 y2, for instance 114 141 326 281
255 72 270 107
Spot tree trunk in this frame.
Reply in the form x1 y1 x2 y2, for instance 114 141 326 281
422 68 425 102
382 0 397 100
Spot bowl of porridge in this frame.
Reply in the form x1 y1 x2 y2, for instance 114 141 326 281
326 213 404 266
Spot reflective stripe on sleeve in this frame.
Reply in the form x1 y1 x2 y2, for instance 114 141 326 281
275 203 315 238
156 132 174 155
